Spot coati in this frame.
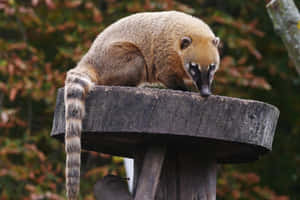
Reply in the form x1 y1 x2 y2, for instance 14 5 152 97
64 11 220 199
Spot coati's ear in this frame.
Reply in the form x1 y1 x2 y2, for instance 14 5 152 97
212 37 220 47
180 36 192 50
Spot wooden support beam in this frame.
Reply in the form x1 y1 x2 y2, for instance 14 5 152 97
94 175 133 200
134 146 166 200
134 149 217 200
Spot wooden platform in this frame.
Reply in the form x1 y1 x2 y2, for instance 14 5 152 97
52 86 279 163
51 86 279 200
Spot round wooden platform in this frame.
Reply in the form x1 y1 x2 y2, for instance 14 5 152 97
51 86 279 163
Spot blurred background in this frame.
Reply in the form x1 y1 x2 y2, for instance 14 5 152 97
0 0 300 199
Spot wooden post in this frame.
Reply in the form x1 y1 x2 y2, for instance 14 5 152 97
51 86 280 200
135 150 217 200
94 175 133 200
134 146 166 200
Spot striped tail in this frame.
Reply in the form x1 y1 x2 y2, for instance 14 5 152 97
64 70 94 200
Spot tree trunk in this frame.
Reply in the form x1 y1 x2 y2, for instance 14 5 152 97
267 0 300 75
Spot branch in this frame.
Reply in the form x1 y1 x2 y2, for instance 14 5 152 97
267 0 300 75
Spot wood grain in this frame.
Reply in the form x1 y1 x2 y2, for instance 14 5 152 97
134 149 217 200
134 146 166 200
51 86 279 163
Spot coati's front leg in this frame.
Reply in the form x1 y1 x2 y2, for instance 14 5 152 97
138 82 167 89
156 62 199 92
157 69 188 91
155 51 198 92
98 41 148 86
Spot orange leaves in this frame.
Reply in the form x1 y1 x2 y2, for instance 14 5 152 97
0 1 15 16
25 184 37 193
30 192 64 200
83 194 96 200
213 16 265 37
68 1 103 23
0 143 20 156
7 42 27 51
127 2 144 12
174 2 194 14
84 1 94 10
251 77 272 90
85 166 110 178
9 87 18 101
2 49 31 78
8 82 24 101
211 14 273 93
209 13 273 94
93 7 103 23
238 39 262 60
65 0 82 8
231 189 241 199
24 144 46 162
128 0 178 12
0 41 65 104
232 172 260 184
218 169 289 200
217 56 272 91
57 21 76 31
31 0 39 7
45 0 56 10
0 141 46 164
0 82 8 94
253 186 290 200
0 108 26 128
0 135 66 199
7 63 15 76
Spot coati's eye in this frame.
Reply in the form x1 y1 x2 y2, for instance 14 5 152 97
188 62 200 81
212 37 220 47
208 63 216 72
190 62 198 69
180 36 192 50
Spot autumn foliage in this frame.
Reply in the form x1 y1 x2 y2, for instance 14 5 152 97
0 0 299 199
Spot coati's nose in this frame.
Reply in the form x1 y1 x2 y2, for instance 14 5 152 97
200 85 211 97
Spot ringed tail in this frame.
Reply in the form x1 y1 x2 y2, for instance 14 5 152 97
64 69 94 200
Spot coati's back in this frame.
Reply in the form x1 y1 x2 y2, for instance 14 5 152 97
79 11 216 72
64 11 220 200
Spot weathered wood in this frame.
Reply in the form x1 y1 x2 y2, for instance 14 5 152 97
267 0 300 75
94 175 133 200
51 86 279 163
134 146 166 200
133 149 217 200
133 152 145 197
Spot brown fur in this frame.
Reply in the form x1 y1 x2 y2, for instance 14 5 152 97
64 11 220 199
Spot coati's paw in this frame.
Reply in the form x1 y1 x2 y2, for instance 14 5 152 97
138 82 167 89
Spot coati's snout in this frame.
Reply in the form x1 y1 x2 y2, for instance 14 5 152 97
187 62 216 97
179 36 220 97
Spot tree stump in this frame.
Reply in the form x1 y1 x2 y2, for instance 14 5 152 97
51 86 279 200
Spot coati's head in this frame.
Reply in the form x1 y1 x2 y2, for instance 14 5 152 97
179 34 220 97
